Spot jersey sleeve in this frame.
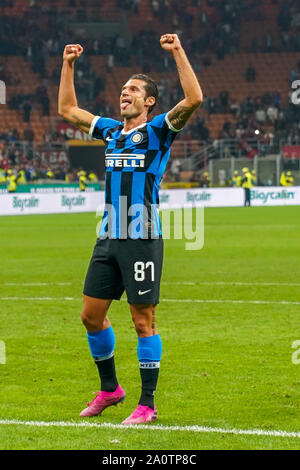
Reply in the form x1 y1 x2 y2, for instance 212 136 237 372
149 112 181 148
89 116 122 141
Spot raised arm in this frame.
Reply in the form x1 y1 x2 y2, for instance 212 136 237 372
160 34 203 130
58 44 95 133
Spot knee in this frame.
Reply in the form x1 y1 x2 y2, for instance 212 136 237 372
133 316 149 336
81 308 97 330
81 296 111 332
130 304 156 337
81 308 109 332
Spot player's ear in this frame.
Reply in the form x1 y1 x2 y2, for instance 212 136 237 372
145 96 156 110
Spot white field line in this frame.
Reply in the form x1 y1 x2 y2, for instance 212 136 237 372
4 281 300 287
0 296 300 306
0 297 76 301
4 282 72 286
162 281 300 287
163 299 300 305
0 419 299 439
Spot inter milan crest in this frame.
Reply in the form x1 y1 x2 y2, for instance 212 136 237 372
131 132 143 144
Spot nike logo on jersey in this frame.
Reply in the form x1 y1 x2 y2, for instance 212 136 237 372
106 137 114 141
138 289 152 296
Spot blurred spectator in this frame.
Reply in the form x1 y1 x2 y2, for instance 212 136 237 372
22 100 32 122
272 91 281 108
219 91 229 113
265 33 274 53
290 62 300 84
267 105 278 123
246 65 256 82
41 93 50 116
278 1 291 32
88 171 98 183
255 107 266 124
23 125 35 143
170 159 181 182
45 167 54 179
200 171 211 188
207 97 216 114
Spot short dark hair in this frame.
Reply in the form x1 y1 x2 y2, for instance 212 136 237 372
129 73 158 114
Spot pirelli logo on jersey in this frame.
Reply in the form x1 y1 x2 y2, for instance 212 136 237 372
105 153 145 168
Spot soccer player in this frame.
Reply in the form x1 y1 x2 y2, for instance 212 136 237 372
58 34 203 425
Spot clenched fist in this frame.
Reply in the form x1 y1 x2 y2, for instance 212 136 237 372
63 44 84 64
160 34 182 52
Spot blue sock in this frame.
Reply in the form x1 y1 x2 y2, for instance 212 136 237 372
87 326 115 361
137 334 162 365
87 326 118 392
137 335 162 409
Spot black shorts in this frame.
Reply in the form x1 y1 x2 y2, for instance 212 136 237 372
83 238 163 304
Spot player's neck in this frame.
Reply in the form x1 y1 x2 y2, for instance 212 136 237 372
123 115 147 133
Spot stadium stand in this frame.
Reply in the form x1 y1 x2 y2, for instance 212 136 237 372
0 0 299 179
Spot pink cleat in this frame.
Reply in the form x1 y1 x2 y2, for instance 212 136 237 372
122 405 158 425
79 384 126 417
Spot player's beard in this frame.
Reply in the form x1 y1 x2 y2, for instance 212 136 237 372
121 107 139 119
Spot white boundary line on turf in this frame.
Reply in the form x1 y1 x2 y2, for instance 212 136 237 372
4 282 72 286
162 281 300 287
163 299 300 305
3 281 300 287
1 296 300 305
0 419 299 439
4 281 300 287
0 297 76 301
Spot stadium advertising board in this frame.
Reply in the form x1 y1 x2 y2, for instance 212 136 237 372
0 187 299 215
0 183 102 194
0 192 105 215
159 187 300 209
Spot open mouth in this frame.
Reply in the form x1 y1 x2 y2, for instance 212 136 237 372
121 98 132 110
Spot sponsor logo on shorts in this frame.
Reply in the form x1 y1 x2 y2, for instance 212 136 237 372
138 289 152 296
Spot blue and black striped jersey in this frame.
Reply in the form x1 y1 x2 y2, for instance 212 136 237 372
89 112 180 239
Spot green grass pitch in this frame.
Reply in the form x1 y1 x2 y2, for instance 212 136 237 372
0 206 300 450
